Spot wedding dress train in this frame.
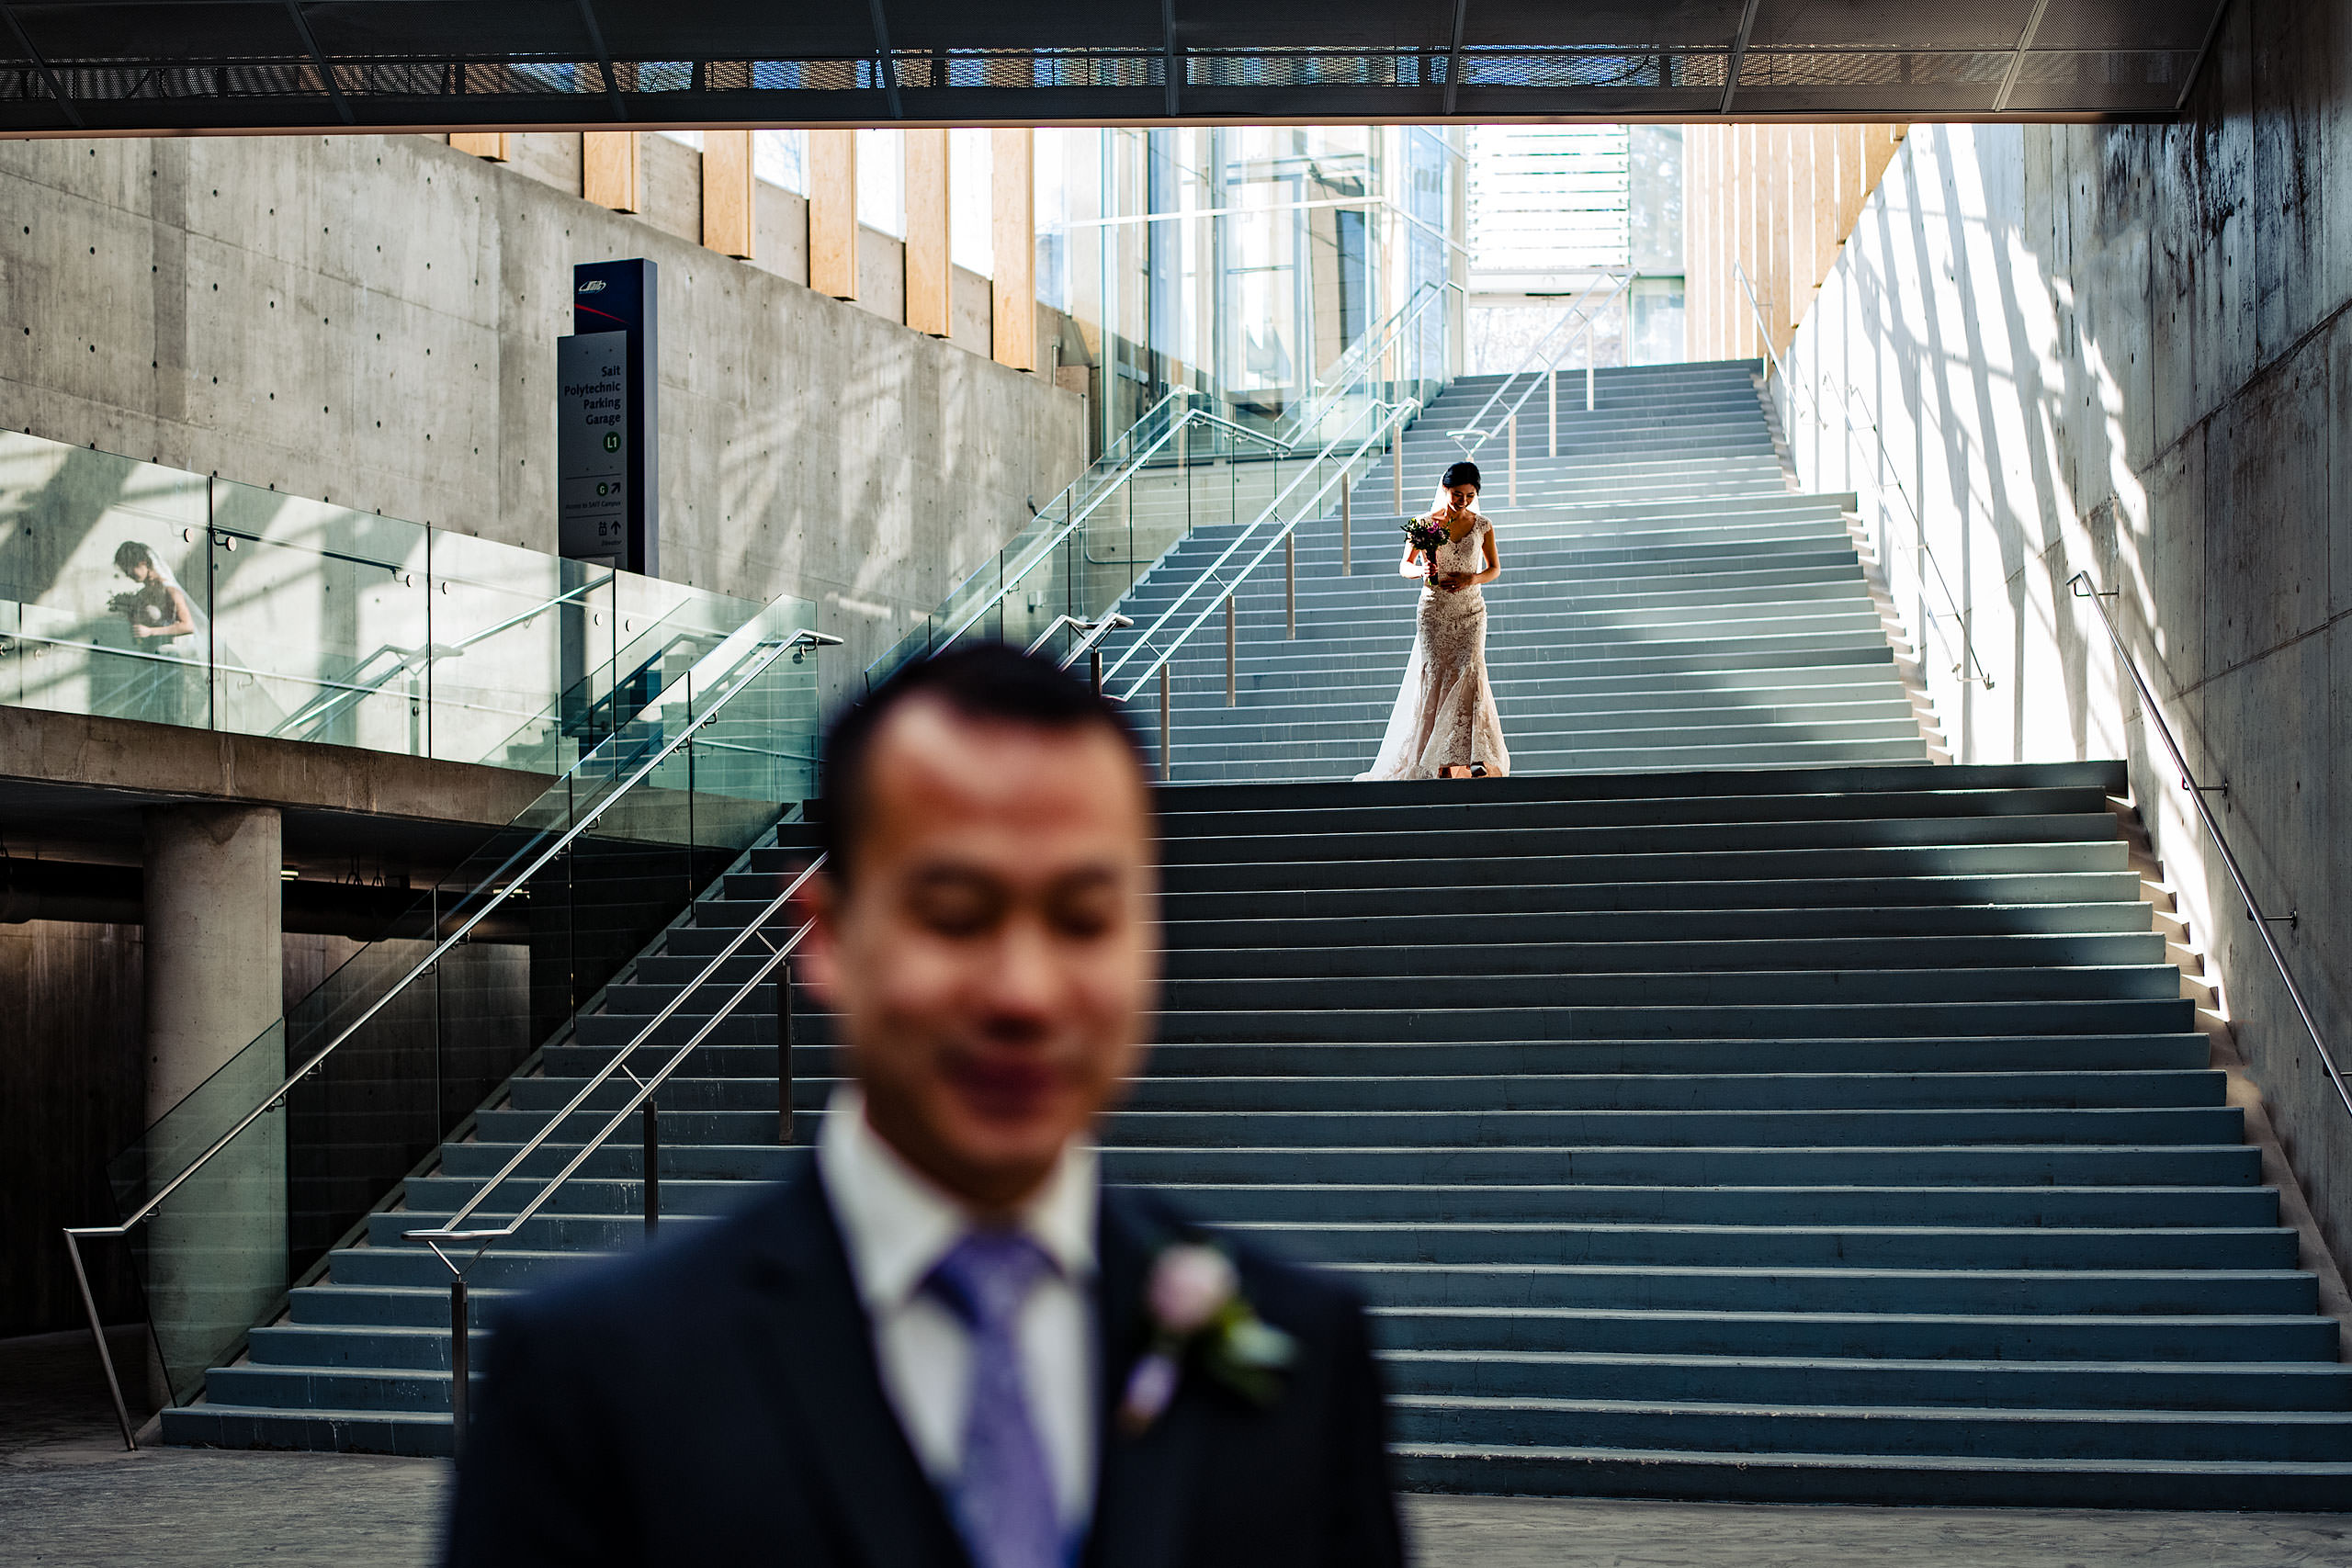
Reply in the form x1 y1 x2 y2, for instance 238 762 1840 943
1356 513 1510 781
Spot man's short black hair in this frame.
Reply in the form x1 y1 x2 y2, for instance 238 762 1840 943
819 642 1150 883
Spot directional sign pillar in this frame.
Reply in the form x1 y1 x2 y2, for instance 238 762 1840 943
558 259 658 575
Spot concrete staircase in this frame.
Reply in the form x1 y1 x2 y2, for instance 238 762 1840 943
157 361 2351 1511
1095 360 1939 781
164 763 2352 1506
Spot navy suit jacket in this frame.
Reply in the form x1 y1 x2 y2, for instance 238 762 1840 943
441 1154 1404 1568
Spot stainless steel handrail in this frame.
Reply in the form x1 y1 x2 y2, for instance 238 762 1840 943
1103 399 1421 705
399 603 1165 1452
402 858 825 1455
406 861 827 1250
1732 261 1995 691
883 402 1290 677
2067 571 2352 1130
1023 612 1134 662
1276 280 1459 445
1450 270 1634 455
268 570 623 740
60 621 842 1450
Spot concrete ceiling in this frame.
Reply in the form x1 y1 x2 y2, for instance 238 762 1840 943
0 0 2225 134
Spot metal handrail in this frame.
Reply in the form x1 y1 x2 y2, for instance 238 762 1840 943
1104 398 1421 705
2067 571 2352 1131
1023 612 1134 661
406 862 827 1250
61 621 842 1450
266 570 622 741
1276 280 1459 445
870 401 1290 682
1451 269 1634 455
1731 261 1995 691
400 604 1151 1453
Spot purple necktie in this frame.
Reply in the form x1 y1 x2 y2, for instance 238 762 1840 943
924 1231 1063 1568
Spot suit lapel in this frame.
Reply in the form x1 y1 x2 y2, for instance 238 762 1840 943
1083 1190 1208 1568
733 1161 970 1568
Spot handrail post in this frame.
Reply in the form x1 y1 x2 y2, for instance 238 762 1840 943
642 1098 659 1237
1284 535 1295 639
1224 593 1237 706
1341 484 1352 577
1547 368 1557 457
1508 414 1518 507
1585 324 1595 412
1392 437 1404 514
63 1232 136 1450
1089 649 1102 696
449 1277 469 1458
776 957 795 1142
1158 665 1171 782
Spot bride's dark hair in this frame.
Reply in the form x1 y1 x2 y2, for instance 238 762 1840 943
1441 460 1480 492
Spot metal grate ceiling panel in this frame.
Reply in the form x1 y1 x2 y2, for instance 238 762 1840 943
0 1 2230 133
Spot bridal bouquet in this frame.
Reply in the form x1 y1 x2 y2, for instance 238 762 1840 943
1400 514 1450 559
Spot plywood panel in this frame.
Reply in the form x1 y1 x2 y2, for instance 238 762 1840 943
990 128 1035 373
450 132 510 163
808 130 858 300
904 130 951 337
582 130 639 213
702 130 754 260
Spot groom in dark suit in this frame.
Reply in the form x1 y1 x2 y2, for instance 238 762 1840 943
442 644 1403 1568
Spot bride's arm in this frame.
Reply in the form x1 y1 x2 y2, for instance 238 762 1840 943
1397 539 1427 580
1464 527 1501 587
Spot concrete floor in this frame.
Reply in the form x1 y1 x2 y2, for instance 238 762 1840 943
7 1333 2351 1567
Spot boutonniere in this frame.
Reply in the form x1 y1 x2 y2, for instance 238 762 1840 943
1116 1241 1297 1435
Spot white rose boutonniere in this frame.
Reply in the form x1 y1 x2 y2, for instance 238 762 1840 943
1117 1241 1298 1436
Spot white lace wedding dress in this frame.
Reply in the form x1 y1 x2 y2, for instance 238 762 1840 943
1356 513 1510 780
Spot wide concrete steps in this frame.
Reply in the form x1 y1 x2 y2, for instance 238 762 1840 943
1097 362 1918 784
159 363 2349 1512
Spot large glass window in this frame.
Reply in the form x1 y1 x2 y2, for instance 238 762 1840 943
1040 123 1464 452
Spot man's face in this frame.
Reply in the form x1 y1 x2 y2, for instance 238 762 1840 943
800 698 1159 1213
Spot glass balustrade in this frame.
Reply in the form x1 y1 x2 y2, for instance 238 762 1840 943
106 599 823 1404
0 429 763 773
864 284 1453 690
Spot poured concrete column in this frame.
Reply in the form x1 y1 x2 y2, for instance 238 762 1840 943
142 804 285 1404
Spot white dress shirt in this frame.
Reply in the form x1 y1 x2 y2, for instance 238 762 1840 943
816 1084 1099 1529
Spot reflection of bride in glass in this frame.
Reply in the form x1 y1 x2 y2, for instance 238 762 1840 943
109 540 204 726
1355 460 1510 782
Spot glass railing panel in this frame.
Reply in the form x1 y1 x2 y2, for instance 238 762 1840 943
0 424 771 774
863 392 1202 687
426 531 614 773
107 600 820 1402
207 481 434 755
0 431 210 727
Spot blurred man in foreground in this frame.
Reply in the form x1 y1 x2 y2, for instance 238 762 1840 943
444 644 1402 1568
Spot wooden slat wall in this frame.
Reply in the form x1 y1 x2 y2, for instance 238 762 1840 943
989 129 1035 373
1684 122 1904 362
808 130 859 300
582 130 639 213
904 130 952 337
701 130 755 260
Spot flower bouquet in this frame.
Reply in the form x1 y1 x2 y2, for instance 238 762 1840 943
1400 514 1451 584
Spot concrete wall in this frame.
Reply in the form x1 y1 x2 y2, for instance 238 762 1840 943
0 132 1090 690
0 917 144 1334
1780 0 2352 1274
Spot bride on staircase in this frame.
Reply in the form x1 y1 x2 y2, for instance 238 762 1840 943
1356 459 1510 781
